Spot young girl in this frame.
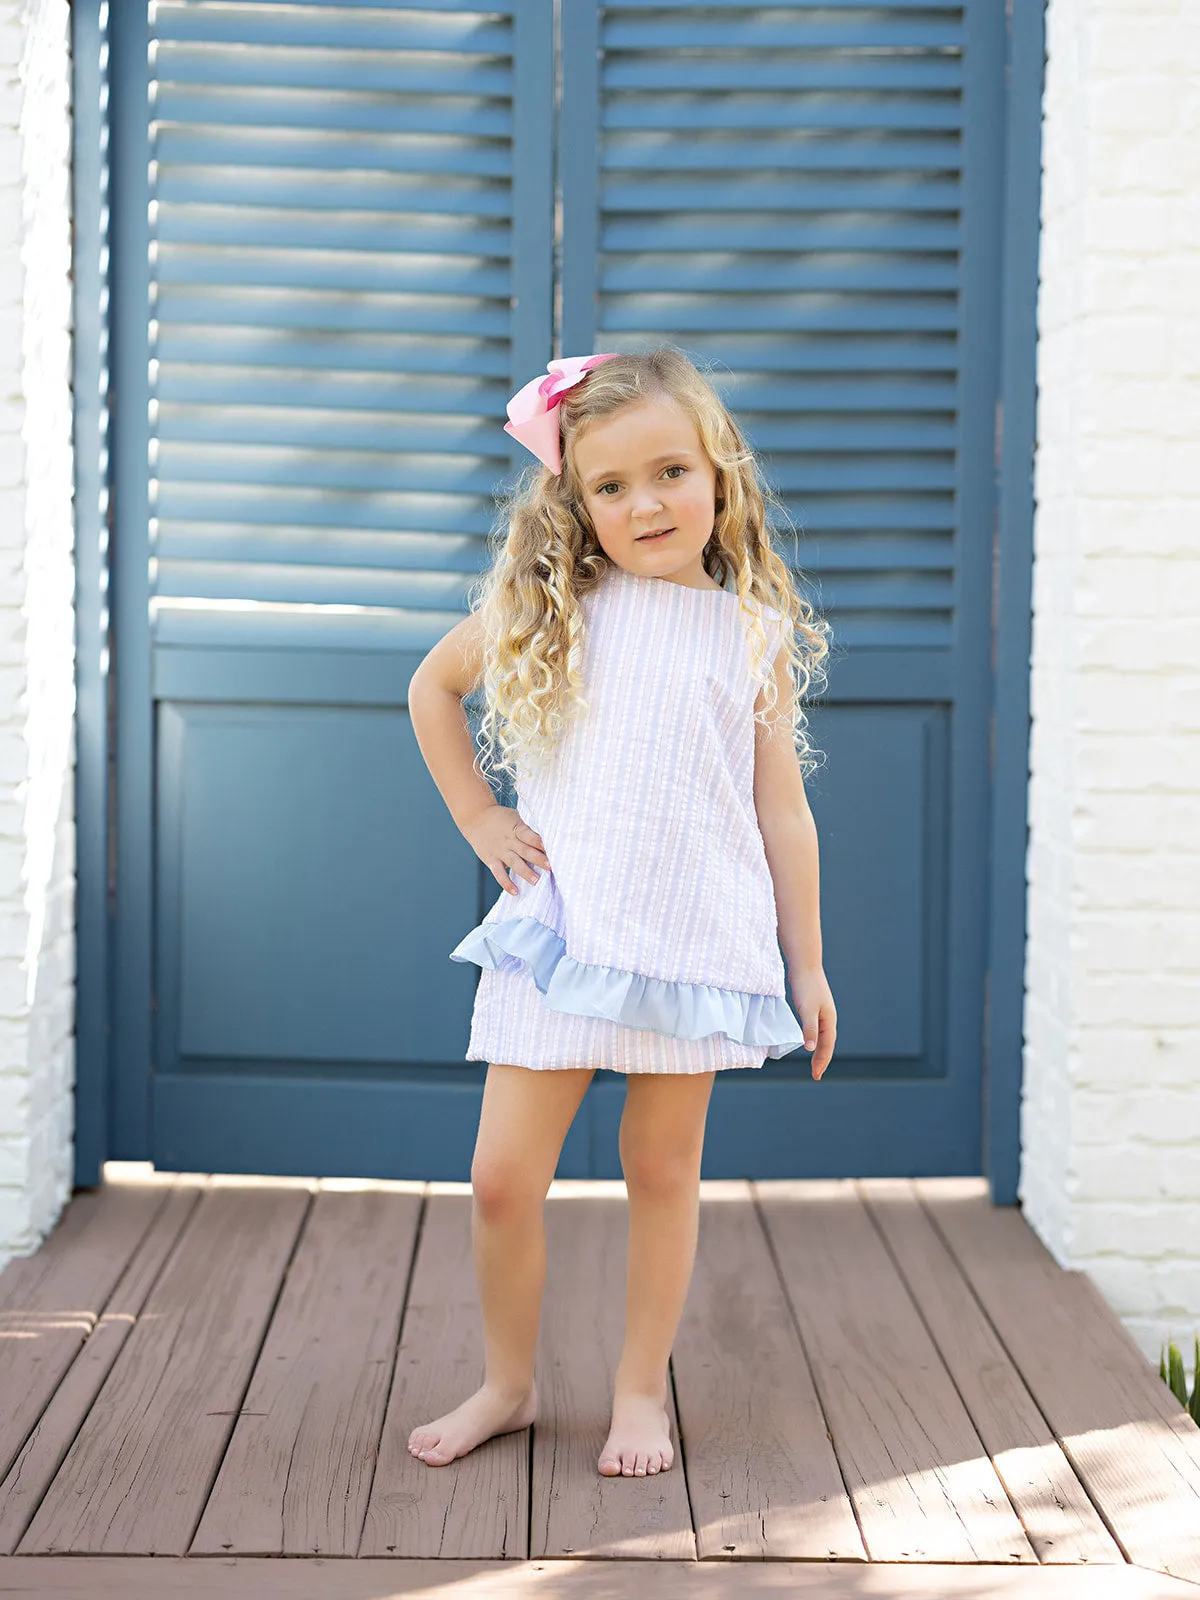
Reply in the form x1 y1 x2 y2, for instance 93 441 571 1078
406 346 836 1480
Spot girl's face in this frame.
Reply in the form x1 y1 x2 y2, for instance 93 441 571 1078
571 397 719 588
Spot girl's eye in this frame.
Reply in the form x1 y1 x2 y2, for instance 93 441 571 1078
597 465 685 496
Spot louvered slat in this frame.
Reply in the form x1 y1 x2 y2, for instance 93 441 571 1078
149 0 541 649
567 0 966 648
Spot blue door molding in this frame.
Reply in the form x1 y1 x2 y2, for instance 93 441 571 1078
985 0 1047 1204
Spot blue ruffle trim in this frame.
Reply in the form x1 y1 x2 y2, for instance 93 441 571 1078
450 914 806 1059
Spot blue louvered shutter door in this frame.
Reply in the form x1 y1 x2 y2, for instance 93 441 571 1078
127 0 554 1172
561 0 1005 1173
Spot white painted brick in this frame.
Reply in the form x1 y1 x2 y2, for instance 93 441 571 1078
1089 15 1200 78
0 0 76 1267
1074 1089 1200 1147
1073 671 1171 732
1024 0 1200 1370
1071 844 1200 905
1080 313 1171 376
1073 974 1200 1031
1084 378 1200 439
0 1071 29 1123
0 1132 26 1184
1091 78 1182 138
1080 1257 1161 1318
1071 1203 1200 1260
1087 197 1173 255
1070 1142 1181 1204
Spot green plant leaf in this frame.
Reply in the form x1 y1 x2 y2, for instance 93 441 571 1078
1168 1341 1188 1409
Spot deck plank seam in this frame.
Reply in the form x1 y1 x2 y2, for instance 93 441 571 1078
352 1182 430 1559
4 1178 204 1556
665 1353 701 1559
912 1185 1137 1568
854 1181 1035 1556
181 1179 318 1559
747 1182 865 1556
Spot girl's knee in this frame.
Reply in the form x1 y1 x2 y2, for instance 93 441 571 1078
619 1142 702 1200
470 1155 547 1217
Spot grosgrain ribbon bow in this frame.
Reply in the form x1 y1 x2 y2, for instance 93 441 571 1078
504 353 622 474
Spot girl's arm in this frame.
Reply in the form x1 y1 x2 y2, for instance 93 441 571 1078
409 614 551 894
408 612 496 834
752 651 837 1077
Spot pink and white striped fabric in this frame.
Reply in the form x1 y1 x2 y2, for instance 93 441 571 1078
450 562 806 1073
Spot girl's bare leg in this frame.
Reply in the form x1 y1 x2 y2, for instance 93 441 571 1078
599 1069 716 1478
408 1061 594 1466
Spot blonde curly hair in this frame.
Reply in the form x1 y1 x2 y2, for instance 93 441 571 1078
469 345 831 790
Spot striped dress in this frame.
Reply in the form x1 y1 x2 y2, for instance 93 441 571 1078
449 562 806 1073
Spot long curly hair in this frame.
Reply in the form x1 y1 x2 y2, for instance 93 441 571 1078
470 345 831 789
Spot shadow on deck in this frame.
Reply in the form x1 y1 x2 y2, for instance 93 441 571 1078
0 1174 1198 1598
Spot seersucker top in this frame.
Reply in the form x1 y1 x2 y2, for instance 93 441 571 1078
449 562 806 1057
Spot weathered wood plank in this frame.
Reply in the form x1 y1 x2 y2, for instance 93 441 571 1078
919 1177 1200 1586
756 1178 1037 1564
18 1178 312 1556
531 1183 694 1560
191 1181 424 1557
671 1180 865 1561
0 1179 203 1553
0 1172 185 1493
0 1556 1194 1597
359 1185 529 1560
860 1178 1124 1566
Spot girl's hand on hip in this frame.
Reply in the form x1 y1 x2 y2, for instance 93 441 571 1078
790 965 837 1080
462 804 551 895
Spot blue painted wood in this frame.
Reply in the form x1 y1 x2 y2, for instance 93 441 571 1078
109 0 155 1162
150 1071 593 1180
105 0 561 1177
559 0 601 358
986 0 1046 1206
91 0 1038 1184
70 0 113 1188
153 698 479 1072
561 0 1012 1179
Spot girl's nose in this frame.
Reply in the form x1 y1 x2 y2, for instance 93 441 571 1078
631 491 665 518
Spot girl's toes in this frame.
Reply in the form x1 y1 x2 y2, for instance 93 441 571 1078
598 1453 620 1476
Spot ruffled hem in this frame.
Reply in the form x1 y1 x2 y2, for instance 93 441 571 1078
449 914 805 1060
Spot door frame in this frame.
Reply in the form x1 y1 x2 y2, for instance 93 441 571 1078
71 0 1045 1200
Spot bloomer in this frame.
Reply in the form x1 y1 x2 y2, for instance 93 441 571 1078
465 956 768 1075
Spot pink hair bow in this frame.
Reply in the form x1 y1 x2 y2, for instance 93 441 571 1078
503 352 622 474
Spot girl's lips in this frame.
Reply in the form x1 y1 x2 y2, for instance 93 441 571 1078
636 528 674 541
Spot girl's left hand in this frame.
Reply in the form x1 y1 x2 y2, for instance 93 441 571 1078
789 965 837 1080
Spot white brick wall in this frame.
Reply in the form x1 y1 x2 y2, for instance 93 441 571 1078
0 0 75 1266
1021 0 1200 1375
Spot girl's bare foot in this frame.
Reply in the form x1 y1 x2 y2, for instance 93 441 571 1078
598 1389 674 1478
408 1381 537 1467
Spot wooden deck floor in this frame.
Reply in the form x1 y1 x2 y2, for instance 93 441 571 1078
1 1173 1199 1599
